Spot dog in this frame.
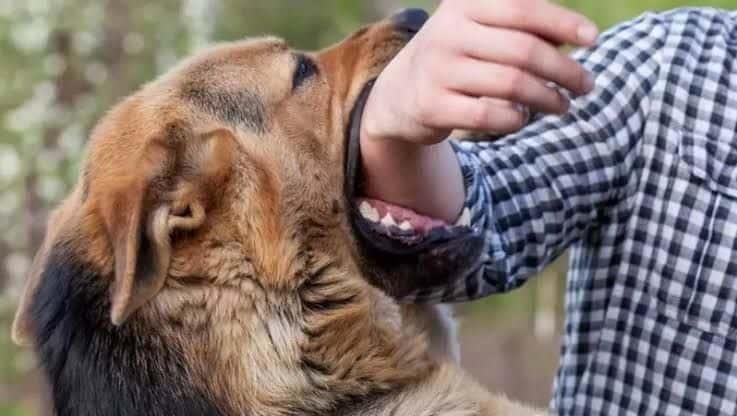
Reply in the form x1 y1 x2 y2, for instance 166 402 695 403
11 9 544 416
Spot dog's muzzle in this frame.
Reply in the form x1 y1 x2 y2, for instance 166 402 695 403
344 81 482 257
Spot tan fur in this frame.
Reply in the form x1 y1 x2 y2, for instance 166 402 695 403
13 15 545 416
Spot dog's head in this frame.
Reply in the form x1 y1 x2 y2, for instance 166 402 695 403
13 8 479 353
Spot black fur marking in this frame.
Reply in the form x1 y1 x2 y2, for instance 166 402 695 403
298 268 359 313
301 293 358 312
30 244 225 416
296 354 395 416
182 82 266 133
300 356 332 375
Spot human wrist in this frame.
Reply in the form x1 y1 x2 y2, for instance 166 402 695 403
359 133 464 223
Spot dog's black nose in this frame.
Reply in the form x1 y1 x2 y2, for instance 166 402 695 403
391 8 429 34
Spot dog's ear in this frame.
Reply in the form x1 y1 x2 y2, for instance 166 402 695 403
102 122 236 326
11 121 237 339
103 177 172 326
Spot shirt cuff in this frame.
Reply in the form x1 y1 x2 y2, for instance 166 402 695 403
395 141 510 303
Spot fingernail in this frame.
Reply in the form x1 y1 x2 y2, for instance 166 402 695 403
583 71 595 92
577 22 599 44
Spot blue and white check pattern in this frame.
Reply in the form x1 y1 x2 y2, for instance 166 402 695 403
409 8 737 415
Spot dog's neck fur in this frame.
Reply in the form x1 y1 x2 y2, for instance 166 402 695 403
30 240 438 416
175 256 439 415
30 243 226 416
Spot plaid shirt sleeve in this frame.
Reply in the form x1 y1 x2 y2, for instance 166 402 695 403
406 13 666 303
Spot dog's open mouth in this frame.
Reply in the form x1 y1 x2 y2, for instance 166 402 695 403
356 197 458 234
344 81 476 257
352 195 474 249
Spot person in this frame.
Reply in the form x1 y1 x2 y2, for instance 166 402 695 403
359 0 737 414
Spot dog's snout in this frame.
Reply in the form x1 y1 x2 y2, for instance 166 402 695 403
391 8 428 35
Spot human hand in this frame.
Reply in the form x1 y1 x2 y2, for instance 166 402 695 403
361 0 599 146
358 1 599 223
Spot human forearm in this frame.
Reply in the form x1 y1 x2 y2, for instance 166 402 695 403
359 0 597 221
400 12 664 302
360 135 464 223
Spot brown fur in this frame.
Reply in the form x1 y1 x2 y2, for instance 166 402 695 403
13 15 544 416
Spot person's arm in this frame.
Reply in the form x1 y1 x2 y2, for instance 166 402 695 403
362 12 666 301
360 0 599 222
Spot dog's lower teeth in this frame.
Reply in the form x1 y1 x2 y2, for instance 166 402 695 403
380 213 397 227
399 220 412 231
455 208 471 227
359 201 380 222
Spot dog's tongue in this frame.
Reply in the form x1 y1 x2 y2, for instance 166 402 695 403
355 197 448 234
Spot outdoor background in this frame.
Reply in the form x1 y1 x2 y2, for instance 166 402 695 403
0 0 735 414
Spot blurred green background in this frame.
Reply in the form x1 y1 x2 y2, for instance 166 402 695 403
0 0 734 414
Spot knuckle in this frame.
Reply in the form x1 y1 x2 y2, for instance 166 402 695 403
519 39 539 65
499 69 526 98
503 4 528 25
470 102 491 129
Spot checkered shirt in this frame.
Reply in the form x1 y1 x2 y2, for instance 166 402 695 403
407 8 737 415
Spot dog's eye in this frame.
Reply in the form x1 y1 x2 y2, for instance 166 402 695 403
293 54 318 90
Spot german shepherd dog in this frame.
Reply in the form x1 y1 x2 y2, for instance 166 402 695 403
12 9 543 416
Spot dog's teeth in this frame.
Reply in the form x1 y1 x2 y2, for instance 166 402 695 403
455 208 471 227
399 221 412 231
359 201 380 222
380 213 397 227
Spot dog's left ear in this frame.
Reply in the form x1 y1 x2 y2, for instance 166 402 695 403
101 122 236 325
